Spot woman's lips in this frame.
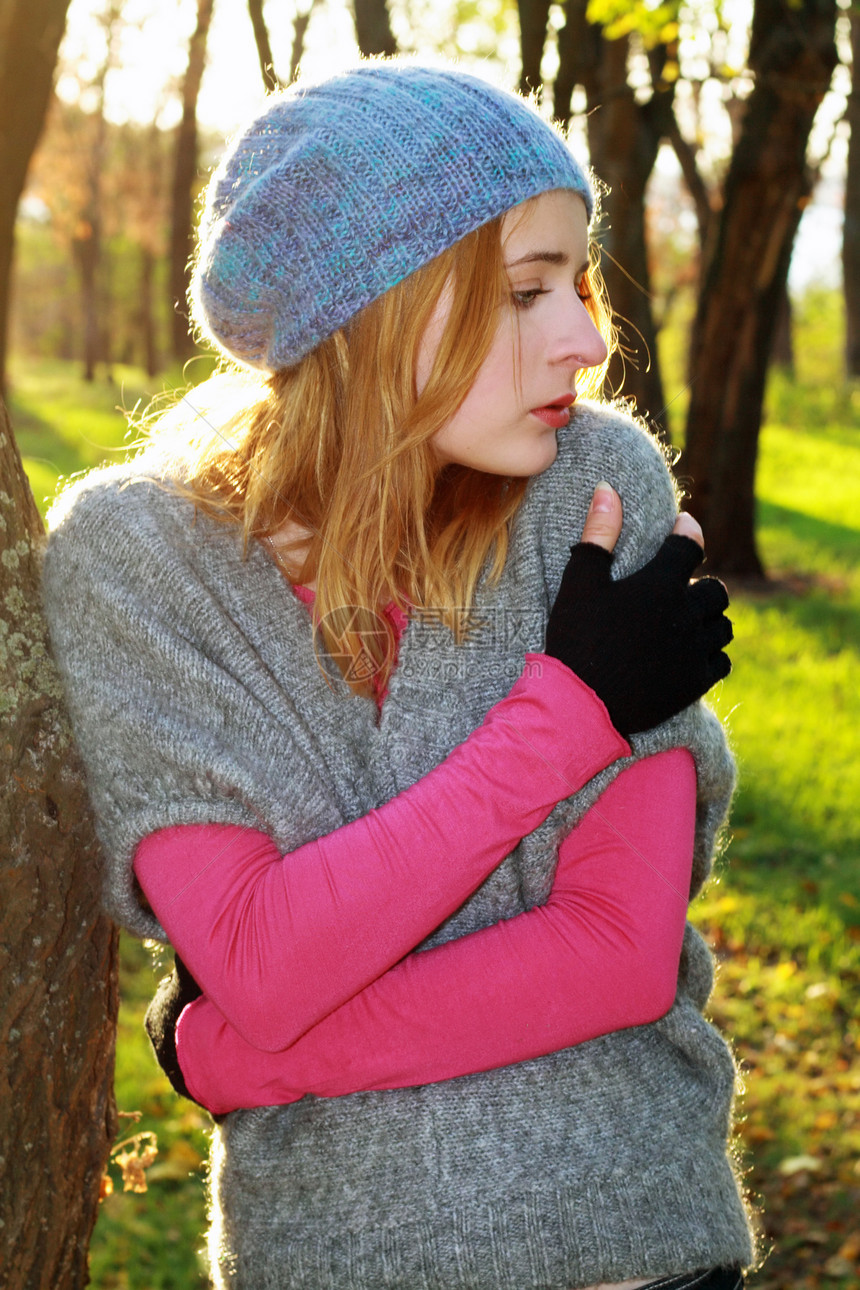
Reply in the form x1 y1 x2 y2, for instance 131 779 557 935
530 396 575 429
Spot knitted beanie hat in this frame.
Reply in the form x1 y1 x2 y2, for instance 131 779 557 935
190 59 593 372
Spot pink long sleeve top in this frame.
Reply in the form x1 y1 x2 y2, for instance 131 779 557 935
134 591 696 1116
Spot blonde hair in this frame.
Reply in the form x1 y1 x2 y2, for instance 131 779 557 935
143 202 614 694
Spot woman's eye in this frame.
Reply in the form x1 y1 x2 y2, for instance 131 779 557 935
511 287 547 309
576 276 593 303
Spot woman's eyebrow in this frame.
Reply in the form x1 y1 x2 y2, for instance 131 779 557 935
506 250 568 267
505 251 590 275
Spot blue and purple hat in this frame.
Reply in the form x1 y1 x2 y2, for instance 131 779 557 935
191 60 593 371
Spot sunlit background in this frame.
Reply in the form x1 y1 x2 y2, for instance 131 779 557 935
50 0 849 290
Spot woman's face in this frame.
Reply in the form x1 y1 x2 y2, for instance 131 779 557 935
418 190 608 477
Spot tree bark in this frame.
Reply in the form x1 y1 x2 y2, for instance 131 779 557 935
770 277 795 373
169 0 215 363
517 0 552 97
0 0 73 397
556 2 677 440
248 0 283 92
351 0 397 56
844 7 860 377
0 397 119 1289
682 0 838 577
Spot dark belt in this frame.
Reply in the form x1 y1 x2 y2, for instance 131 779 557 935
640 1268 744 1290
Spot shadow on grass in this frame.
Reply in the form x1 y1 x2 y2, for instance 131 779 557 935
756 499 860 574
719 777 860 950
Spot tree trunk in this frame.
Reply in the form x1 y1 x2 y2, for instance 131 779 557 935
248 0 283 91
682 0 838 578
351 0 397 56
844 7 860 377
770 277 795 374
556 3 677 440
71 3 120 384
517 0 552 97
169 0 214 363
101 239 114 380
0 0 73 398
0 398 119 1289
140 244 159 376
72 224 100 382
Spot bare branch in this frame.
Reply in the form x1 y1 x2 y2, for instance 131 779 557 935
665 113 713 247
290 2 320 83
248 0 284 92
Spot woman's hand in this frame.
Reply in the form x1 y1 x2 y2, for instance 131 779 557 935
579 482 704 553
545 483 732 737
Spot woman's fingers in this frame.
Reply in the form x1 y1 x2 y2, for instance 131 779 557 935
580 482 623 552
672 511 704 549
580 496 704 560
657 533 706 580
688 575 730 617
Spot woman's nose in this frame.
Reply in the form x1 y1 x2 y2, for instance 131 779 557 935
554 297 608 371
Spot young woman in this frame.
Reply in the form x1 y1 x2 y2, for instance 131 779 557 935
43 60 753 1290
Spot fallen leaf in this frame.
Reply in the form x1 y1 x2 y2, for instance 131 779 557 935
823 1253 856 1277
779 1155 823 1176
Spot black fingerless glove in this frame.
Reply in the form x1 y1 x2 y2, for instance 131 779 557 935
144 954 204 1106
545 533 732 737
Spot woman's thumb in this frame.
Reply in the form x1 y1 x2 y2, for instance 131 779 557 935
580 483 623 552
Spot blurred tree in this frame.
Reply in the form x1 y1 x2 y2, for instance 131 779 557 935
845 4 860 377
18 99 172 375
247 0 321 90
0 0 73 397
521 0 839 573
518 0 552 95
665 105 714 253
249 0 285 90
666 11 843 379
662 16 750 265
770 279 795 374
72 0 122 383
0 396 118 1289
682 0 838 577
169 0 215 362
553 0 680 440
288 0 322 79
110 118 172 375
352 0 398 55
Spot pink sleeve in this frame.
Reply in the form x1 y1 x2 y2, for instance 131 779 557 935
134 656 630 1051
177 748 696 1114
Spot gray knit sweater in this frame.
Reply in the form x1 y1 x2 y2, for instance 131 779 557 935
43 401 754 1289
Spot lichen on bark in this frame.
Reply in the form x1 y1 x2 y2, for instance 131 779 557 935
1 397 118 1290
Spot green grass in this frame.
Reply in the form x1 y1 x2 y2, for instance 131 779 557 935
7 357 148 510
6 353 217 513
91 936 211 1289
8 306 860 1288
666 288 860 1289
